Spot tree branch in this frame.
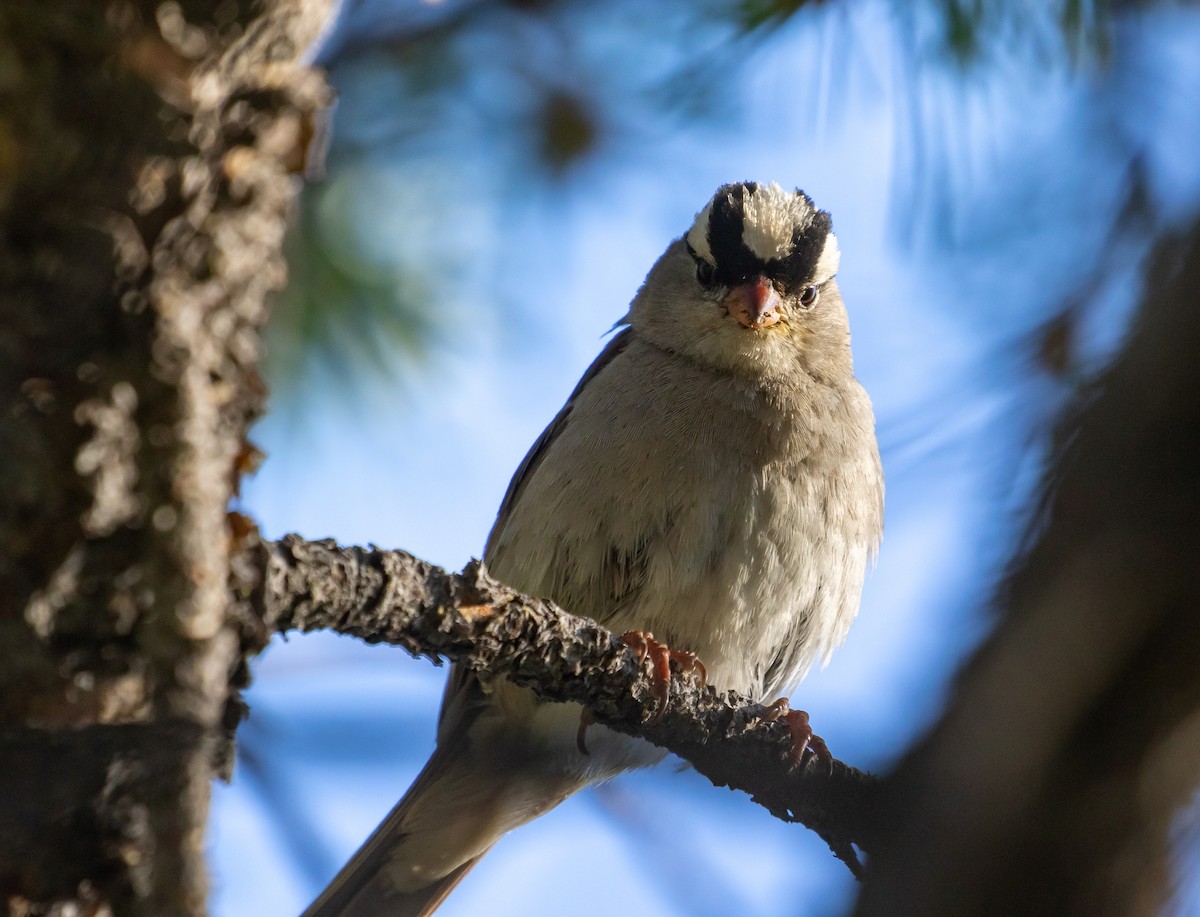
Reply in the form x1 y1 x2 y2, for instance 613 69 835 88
241 533 884 874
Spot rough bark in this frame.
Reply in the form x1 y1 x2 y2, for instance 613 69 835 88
242 535 882 873
854 224 1200 916
0 2 331 914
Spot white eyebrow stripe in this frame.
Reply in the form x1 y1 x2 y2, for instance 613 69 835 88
686 199 715 265
813 232 840 283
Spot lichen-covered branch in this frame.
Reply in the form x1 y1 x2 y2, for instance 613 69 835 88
246 534 883 872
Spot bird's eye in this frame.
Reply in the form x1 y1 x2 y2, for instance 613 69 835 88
695 260 716 287
798 285 819 309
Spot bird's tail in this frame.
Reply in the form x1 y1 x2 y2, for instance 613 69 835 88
302 670 596 916
301 730 582 916
301 737 503 917
302 838 486 917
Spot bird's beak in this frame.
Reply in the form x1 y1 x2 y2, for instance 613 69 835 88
727 277 783 330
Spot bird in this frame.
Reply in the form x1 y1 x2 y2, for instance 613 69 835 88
303 181 884 916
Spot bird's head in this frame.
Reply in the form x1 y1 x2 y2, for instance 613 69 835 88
626 181 853 384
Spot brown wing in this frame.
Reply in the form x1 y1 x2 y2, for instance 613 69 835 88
435 328 634 734
483 326 633 563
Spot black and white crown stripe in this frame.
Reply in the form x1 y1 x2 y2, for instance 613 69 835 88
685 182 840 289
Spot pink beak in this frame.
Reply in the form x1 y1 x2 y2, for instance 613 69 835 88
728 277 783 330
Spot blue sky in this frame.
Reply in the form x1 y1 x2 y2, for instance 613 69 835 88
207 3 1200 914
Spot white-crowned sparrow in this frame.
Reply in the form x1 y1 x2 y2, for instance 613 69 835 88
304 181 884 917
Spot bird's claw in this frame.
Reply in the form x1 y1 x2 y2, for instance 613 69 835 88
620 631 706 722
576 707 594 756
667 648 707 689
763 698 831 771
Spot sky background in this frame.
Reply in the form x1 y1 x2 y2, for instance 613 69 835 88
205 2 1200 914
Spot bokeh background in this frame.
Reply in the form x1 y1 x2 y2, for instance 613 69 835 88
206 1 1200 914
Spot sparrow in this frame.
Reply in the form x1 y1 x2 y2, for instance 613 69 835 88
303 181 884 916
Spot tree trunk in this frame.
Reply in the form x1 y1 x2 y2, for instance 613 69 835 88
0 2 330 913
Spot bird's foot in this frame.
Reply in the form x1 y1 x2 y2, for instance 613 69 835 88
620 631 707 722
576 706 594 756
763 698 831 771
